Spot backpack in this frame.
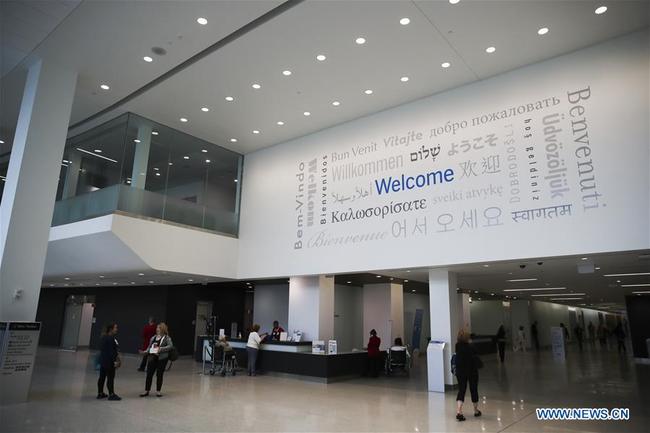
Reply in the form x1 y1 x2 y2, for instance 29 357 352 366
450 353 457 375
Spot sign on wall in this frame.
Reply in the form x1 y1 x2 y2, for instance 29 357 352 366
239 32 649 278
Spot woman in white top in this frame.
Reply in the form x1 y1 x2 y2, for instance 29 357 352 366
246 324 267 376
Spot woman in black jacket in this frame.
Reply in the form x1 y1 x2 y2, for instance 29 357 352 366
455 329 481 421
496 324 506 362
97 323 121 401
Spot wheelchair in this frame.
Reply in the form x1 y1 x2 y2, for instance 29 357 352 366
385 346 411 376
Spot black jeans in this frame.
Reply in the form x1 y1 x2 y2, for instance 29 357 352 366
145 356 168 392
497 342 505 362
139 354 148 370
456 373 479 403
367 355 381 377
98 365 115 395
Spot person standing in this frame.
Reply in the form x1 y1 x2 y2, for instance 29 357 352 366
455 329 482 422
270 320 285 341
574 325 584 352
516 326 527 352
614 323 626 354
597 323 607 349
246 324 266 376
495 325 506 362
366 329 382 377
138 317 157 372
587 321 595 346
531 321 540 351
97 323 121 401
139 322 174 397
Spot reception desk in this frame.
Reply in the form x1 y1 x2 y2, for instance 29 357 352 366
196 336 368 382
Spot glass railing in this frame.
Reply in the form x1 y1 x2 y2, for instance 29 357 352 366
52 184 238 235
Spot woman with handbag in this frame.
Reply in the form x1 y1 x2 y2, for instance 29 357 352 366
454 329 482 421
97 323 121 401
140 322 174 397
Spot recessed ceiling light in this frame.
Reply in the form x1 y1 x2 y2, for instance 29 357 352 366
482 264 489 268
143 56 153 63
316 54 326 61
604 272 650 277
201 107 209 112
133 139 141 143
168 162 173 166
282 70 292 76
400 76 409 82
537 27 549 35
581 257 588 260
622 283 650 287
94 149 102 153
225 96 234 102
201 149 207 153
252 130 260 134
155 173 161 176
151 131 159 135
183 156 189 160
376 275 381 278
64 277 70 280
486 46 496 54
595 267 601 270
531 293 586 297
355 37 366 45
303 111 311 116
594 6 607 15
399 17 410 25
148 281 154 284
180 117 188 122
0 140 4 144
441 62 451 68
277 121 284 125
100 84 110 90
449 0 460 4
507 278 538 282
252 83 261 89
99 275 105 278
138 273 144 276
503 287 566 292
411 289 416 293
364 89 373 95
197 17 208 25
230 138 238 142
404 279 409 282
632 291 650 294
205 159 211 163
347 281 352 284
131 282 135 285
153 167 159 171
234 179 238 183
188 278 194 282
332 101 340 106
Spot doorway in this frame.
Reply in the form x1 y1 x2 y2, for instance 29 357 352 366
194 301 213 351
60 295 95 350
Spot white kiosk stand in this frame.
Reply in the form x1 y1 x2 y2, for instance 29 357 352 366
427 340 446 393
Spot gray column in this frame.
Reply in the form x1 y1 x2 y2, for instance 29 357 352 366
130 124 152 189
0 60 77 321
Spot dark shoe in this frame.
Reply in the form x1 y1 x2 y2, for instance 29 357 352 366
137 368 145 372
156 392 163 397
96 393 108 399
139 392 149 397
107 394 121 401
474 410 482 417
456 413 466 422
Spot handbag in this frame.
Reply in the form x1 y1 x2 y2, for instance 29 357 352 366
114 355 122 369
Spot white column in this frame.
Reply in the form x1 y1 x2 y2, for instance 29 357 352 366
288 275 334 341
428 269 460 386
0 60 77 321
130 123 152 189
363 282 404 350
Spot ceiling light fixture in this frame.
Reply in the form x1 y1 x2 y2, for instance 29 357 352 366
197 17 208 25
503 287 566 292
138 273 144 276
75 147 117 163
507 278 538 282
201 107 209 112
225 96 234 102
100 84 110 90
277 121 284 126
94 149 102 153
400 76 409 82
581 257 588 260
621 283 650 287
486 46 496 54
332 101 340 106
482 264 489 268
151 131 159 135
143 56 153 63
252 130 260 134
594 6 607 15
183 156 190 160
355 37 366 45
531 293 586 297
550 297 583 301
632 291 650 294
441 62 451 68
155 173 161 177
133 139 141 143
364 89 373 95
400 18 410 25
252 83 261 89
316 54 326 61
537 27 549 35
282 70 292 76
449 0 460 4
230 138 238 142
188 278 194 282
604 272 650 277
205 159 211 163
201 149 207 153
0 140 4 144
303 111 311 116
180 117 188 122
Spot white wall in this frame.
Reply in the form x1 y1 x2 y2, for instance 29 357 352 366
530 300 571 347
363 284 392 350
237 31 650 279
403 292 430 351
253 284 289 334
333 284 364 352
511 300 531 349
470 300 506 336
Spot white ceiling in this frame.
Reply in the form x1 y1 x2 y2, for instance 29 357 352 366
1 0 649 155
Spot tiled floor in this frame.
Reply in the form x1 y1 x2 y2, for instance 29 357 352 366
1 344 648 432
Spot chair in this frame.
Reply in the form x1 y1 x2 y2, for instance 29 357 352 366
385 345 411 376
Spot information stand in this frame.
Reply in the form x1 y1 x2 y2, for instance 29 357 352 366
551 327 566 361
427 340 446 393
0 322 41 404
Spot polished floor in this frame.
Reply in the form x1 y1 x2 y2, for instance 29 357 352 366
1 343 648 433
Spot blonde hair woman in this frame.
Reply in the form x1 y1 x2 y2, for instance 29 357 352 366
140 322 174 397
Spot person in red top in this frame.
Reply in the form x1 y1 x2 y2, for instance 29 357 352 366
138 317 157 371
366 329 382 378
270 320 285 341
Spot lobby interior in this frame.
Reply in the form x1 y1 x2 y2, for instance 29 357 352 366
1 1 649 433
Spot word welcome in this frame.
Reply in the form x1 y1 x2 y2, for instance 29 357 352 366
374 169 454 195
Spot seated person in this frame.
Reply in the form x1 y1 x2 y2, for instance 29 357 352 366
390 337 407 351
217 335 233 352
